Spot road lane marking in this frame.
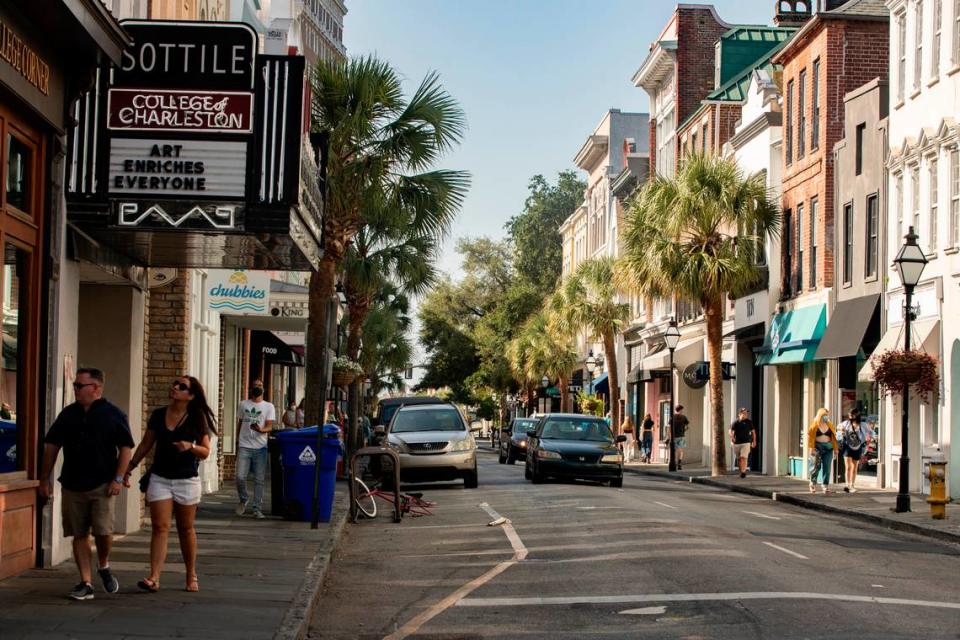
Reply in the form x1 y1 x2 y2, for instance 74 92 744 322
654 501 677 510
384 504 527 640
744 511 782 520
620 606 667 615
762 541 808 560
455 591 960 610
397 538 720 558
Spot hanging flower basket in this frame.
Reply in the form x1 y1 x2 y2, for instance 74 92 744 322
871 349 939 402
331 370 356 387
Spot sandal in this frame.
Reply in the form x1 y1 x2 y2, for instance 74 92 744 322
185 576 200 592
137 577 160 592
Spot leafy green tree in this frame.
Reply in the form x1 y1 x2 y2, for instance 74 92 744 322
306 55 469 425
357 285 414 398
509 308 578 412
555 256 630 429
618 153 779 476
506 171 586 294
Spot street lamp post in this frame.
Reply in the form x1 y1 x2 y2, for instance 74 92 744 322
585 351 596 394
893 226 928 513
665 318 681 473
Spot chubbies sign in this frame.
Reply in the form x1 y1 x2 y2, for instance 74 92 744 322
207 270 271 315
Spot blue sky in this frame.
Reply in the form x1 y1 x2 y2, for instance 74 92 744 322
344 1 777 277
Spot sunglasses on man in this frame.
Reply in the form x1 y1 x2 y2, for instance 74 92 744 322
72 382 99 391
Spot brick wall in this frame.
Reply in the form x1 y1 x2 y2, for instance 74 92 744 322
675 7 728 157
780 18 889 296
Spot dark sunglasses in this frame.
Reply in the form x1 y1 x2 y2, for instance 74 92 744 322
171 381 191 392
72 382 97 391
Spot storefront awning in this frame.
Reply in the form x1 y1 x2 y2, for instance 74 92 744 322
590 373 608 394
251 330 304 367
642 336 704 371
858 318 940 382
755 304 826 366
815 294 880 360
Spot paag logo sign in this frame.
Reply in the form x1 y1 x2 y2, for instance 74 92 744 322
207 270 270 315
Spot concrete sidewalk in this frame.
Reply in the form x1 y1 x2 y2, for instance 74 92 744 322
0 482 349 640
624 461 960 544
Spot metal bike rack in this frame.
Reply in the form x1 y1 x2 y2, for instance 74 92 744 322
349 446 402 523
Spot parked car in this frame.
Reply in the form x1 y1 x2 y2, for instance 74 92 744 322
524 413 626 487
373 396 446 428
386 403 478 488
498 417 538 465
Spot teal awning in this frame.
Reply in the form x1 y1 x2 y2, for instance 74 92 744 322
755 304 826 366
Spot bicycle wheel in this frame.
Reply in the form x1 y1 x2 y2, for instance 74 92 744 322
354 477 377 519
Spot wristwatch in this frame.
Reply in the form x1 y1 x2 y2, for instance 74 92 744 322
114 475 124 484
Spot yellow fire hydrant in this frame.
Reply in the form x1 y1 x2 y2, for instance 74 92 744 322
926 458 949 520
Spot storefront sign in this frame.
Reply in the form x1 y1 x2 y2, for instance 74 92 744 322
108 139 246 197
108 89 253 133
207 269 271 315
115 21 257 91
682 363 709 389
0 18 49 95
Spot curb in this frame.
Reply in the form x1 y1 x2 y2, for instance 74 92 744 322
625 466 960 545
273 487 351 640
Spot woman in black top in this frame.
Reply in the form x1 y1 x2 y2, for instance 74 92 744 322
641 413 655 463
124 375 215 593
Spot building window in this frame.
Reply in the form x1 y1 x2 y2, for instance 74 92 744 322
798 69 806 158
702 123 707 154
783 208 793 295
915 0 924 90
930 157 939 252
811 59 820 149
866 193 879 277
843 202 854 285
933 0 942 77
797 202 804 292
951 148 960 246
896 172 904 235
786 80 794 163
855 123 866 175
690 131 697 156
898 12 907 101
912 165 921 234
809 197 818 289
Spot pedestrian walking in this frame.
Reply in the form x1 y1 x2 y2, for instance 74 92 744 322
235 381 276 518
806 407 837 494
38 368 134 600
729 408 756 478
620 416 636 462
837 409 871 493
670 405 689 470
281 401 299 429
640 413 655 463
124 376 215 593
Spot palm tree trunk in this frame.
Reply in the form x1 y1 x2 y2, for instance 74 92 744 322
705 295 727 476
345 298 370 457
558 373 569 412
305 256 337 426
603 332 620 432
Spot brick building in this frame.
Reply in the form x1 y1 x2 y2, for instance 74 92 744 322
757 0 889 479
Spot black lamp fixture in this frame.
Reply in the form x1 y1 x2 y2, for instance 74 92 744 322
585 351 597 374
892 226 928 513
541 374 550 388
665 318 681 472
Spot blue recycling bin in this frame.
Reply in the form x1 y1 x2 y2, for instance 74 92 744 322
0 420 16 473
275 424 342 522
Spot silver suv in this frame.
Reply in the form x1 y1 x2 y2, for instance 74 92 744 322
386 404 478 488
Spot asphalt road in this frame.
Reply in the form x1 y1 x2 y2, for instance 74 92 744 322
310 445 960 639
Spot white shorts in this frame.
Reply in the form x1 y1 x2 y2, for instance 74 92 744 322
734 443 752 459
146 474 202 506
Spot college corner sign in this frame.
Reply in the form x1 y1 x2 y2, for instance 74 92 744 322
207 270 270 315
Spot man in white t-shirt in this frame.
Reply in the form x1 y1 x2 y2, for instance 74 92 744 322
235 380 275 519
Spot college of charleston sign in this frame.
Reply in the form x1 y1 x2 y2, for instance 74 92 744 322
65 21 319 269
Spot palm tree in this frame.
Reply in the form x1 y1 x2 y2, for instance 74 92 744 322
357 286 414 398
306 55 470 425
510 309 578 413
556 256 630 429
618 153 779 476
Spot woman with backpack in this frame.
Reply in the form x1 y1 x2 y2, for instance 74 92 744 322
838 410 870 493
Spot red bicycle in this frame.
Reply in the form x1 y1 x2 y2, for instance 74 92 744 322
353 477 436 520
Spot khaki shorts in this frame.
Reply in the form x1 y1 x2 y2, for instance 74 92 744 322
734 443 752 459
62 484 115 537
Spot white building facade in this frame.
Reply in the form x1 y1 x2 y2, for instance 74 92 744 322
884 0 960 497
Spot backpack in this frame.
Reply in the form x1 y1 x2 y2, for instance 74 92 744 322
845 426 863 451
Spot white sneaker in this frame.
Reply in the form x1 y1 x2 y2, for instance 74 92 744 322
235 500 248 516
822 486 831 494
252 508 266 519
849 487 857 494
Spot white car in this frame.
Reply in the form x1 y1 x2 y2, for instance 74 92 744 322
387 404 479 488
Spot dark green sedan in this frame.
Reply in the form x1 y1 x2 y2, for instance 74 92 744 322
524 413 626 487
